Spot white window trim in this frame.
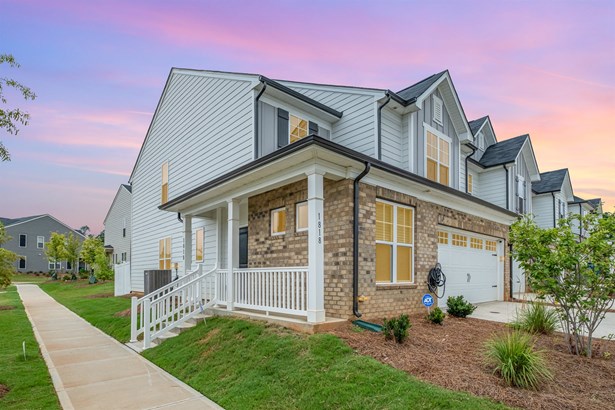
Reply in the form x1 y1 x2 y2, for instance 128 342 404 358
376 199 415 284
270 207 286 236
295 201 308 233
478 132 485 151
289 113 309 144
423 123 452 186
433 95 444 125
19 234 27 248
159 237 172 269
37 236 44 249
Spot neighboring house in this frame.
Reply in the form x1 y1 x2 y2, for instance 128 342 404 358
128 67 521 331
103 184 132 265
532 169 575 229
568 196 603 239
465 117 541 295
0 214 85 273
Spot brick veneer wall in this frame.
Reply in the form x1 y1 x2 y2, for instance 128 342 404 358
247 179 511 320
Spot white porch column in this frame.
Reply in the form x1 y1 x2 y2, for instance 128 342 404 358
227 199 240 310
307 170 325 323
183 214 192 275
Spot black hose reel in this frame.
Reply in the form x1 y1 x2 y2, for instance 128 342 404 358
427 263 446 299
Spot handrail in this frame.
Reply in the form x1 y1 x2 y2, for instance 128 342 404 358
137 264 206 303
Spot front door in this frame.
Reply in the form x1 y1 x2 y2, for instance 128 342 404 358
239 227 248 268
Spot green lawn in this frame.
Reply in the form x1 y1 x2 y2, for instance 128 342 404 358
11 273 52 284
37 283 509 409
40 280 132 342
143 317 509 410
0 286 60 409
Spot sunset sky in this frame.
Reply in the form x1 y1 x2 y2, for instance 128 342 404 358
1 0 614 233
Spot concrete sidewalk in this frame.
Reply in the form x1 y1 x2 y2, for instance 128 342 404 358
17 284 223 410
473 300 615 339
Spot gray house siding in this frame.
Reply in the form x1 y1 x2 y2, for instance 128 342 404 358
104 185 132 265
281 85 377 157
130 72 254 291
380 106 403 167
477 167 506 208
2 216 84 273
511 152 533 214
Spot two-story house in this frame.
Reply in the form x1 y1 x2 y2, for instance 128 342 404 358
103 184 132 265
0 214 85 273
532 169 575 229
127 67 520 344
568 196 603 239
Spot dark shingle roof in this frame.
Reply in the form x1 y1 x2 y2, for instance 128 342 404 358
0 215 45 227
532 169 569 194
122 184 132 193
588 198 602 209
396 71 447 103
478 135 528 167
570 195 587 204
468 116 489 136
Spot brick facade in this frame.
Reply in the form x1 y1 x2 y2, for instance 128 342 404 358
247 178 511 321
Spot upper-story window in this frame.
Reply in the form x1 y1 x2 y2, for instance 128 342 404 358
433 96 443 125
478 132 485 150
517 176 526 214
426 130 450 186
161 161 169 204
19 234 27 248
468 174 474 195
290 115 309 143
558 199 566 219
37 236 44 249
122 218 127 238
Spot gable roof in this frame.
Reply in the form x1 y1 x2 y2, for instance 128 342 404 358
468 116 489 136
122 184 132 193
396 71 447 103
479 135 528 167
532 169 569 194
587 198 602 209
104 184 132 226
0 215 45 227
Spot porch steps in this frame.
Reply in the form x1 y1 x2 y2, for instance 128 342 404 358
152 313 213 345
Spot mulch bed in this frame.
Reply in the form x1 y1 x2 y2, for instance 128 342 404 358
84 292 114 299
0 384 9 399
0 306 15 311
332 315 615 410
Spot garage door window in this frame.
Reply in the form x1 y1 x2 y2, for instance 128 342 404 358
437 231 448 244
452 234 467 247
485 240 497 252
376 200 414 283
470 237 483 250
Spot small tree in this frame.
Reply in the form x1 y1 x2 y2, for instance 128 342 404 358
93 247 113 282
0 222 17 288
64 233 81 278
511 212 615 357
45 232 67 277
80 236 101 273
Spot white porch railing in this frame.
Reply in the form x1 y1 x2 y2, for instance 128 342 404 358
218 267 308 316
130 265 309 349
130 265 217 348
114 262 131 296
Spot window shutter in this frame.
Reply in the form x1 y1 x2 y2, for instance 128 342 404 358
308 121 319 136
433 96 443 125
277 108 289 148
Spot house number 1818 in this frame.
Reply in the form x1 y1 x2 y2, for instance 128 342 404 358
317 212 322 244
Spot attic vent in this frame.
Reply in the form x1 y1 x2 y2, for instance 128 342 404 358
433 96 443 125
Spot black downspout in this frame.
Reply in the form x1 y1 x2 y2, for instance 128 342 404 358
465 146 477 193
377 93 391 160
508 242 514 300
551 192 556 227
177 212 183 223
253 80 267 160
579 203 583 238
353 162 371 318
502 165 509 210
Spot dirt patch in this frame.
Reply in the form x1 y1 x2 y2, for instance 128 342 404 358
85 293 114 299
0 384 9 399
198 327 220 345
332 315 615 410
0 305 15 311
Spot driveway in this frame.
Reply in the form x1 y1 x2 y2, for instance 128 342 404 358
472 300 615 339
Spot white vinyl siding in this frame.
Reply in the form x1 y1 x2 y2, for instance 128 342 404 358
104 185 132 266
130 72 254 291
477 167 506 208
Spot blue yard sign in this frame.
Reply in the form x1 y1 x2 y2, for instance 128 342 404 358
422 294 434 308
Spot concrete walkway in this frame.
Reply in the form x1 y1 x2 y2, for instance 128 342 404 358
473 300 615 339
17 284 223 410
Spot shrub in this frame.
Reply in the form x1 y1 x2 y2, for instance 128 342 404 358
382 314 411 344
446 295 476 318
427 307 445 325
513 302 558 335
485 331 552 389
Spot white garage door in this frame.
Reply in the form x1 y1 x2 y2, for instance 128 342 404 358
437 229 502 306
